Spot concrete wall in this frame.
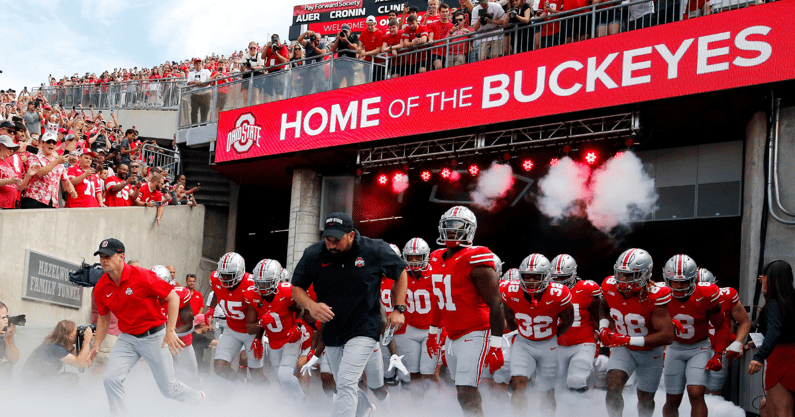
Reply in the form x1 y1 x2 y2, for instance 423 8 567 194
286 167 321 270
115 109 178 141
0 205 205 327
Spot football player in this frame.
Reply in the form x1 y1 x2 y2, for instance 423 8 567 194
427 206 505 416
152 265 198 381
551 254 603 393
245 259 308 401
502 254 574 417
600 248 674 417
395 237 441 400
205 252 267 383
698 268 751 396
660 255 727 417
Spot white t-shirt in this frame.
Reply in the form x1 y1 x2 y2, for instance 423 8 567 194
187 69 212 90
471 2 506 42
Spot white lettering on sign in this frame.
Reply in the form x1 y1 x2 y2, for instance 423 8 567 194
330 8 365 18
226 114 261 154
296 13 321 22
280 97 381 139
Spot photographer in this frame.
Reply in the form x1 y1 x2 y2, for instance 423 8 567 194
471 0 505 61
329 24 360 88
21 320 93 387
263 35 290 101
118 129 141 168
296 31 329 96
502 0 533 54
19 100 43 136
240 42 264 105
169 183 196 206
0 302 20 380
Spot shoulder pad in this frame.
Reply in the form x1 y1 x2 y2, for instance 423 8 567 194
580 280 602 296
696 282 721 301
468 247 495 266
649 285 672 305
602 276 616 290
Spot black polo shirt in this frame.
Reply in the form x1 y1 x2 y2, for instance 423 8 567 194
292 231 407 347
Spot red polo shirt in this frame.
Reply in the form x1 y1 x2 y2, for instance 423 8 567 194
188 289 204 315
95 264 174 335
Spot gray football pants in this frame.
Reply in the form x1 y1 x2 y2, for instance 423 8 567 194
325 336 379 417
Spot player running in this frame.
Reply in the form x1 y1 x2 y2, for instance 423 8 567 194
245 259 307 402
427 206 505 417
502 253 574 417
550 254 602 393
151 265 198 381
600 248 674 417
205 252 267 383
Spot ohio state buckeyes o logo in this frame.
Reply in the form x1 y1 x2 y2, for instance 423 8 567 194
226 113 262 154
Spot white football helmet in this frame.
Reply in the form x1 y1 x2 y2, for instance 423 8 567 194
663 254 699 298
518 253 552 294
253 259 282 296
613 248 653 293
550 254 578 288
151 264 174 285
280 268 292 283
493 254 503 278
403 237 431 272
503 268 521 282
437 206 477 247
697 267 716 284
217 252 246 288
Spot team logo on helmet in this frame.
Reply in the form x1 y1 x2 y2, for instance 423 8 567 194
355 257 365 267
227 113 262 154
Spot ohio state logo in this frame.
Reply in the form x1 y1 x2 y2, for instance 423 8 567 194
355 258 364 267
226 113 262 154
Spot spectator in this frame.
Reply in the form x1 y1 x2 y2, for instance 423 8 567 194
594 0 622 37
65 149 101 208
0 135 37 209
401 5 421 28
627 0 654 31
170 183 196 206
0 301 20 380
166 265 177 284
263 35 290 101
656 0 682 25
118 129 141 168
400 15 429 76
424 0 442 25
137 171 165 224
748 260 795 417
240 41 265 106
330 25 361 89
296 31 329 95
22 132 78 209
537 0 564 48
382 19 404 79
19 100 43 136
357 16 385 81
503 0 533 54
471 0 506 61
186 58 212 125
447 11 474 67
427 3 455 70
21 320 93 387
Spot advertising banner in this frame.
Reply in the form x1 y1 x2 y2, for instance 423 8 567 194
219 2 795 163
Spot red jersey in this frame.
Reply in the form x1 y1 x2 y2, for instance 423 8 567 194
400 25 429 64
428 246 496 340
666 282 721 344
66 166 99 207
382 30 403 60
558 279 601 346
404 271 437 330
602 276 672 351
359 28 384 62
210 271 255 333
501 280 572 341
104 176 135 207
427 20 454 56
138 182 162 204
172 286 194 345
540 0 564 37
380 277 407 335
709 286 740 344
244 283 299 349
422 13 441 26
95 264 173 335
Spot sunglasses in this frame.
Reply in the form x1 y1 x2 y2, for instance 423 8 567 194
43 139 58 144
456 19 465 22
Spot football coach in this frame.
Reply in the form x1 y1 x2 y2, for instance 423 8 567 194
292 212 408 417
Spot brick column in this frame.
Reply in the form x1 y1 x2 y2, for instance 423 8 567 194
286 167 322 270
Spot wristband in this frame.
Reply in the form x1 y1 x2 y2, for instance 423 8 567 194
727 341 743 352
489 335 502 348
629 336 645 347
429 326 439 336
599 319 611 330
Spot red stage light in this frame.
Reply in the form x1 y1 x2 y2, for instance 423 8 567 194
449 170 461 181
585 151 597 164
420 170 431 181
624 138 634 147
468 164 479 176
615 151 625 159
378 174 389 185
393 173 406 182
440 168 451 179
550 158 559 167
522 159 533 171
503 153 512 161
563 145 572 153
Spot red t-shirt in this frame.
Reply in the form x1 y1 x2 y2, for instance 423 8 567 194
602 276 672 351
428 246 496 340
557 279 602 346
104 176 135 207
501 281 572 341
244 283 301 350
95 264 174 335
265 45 290 70
138 182 163 204
427 20 454 56
66 166 99 208
400 25 429 65
359 28 385 62
188 289 204 315
541 0 565 37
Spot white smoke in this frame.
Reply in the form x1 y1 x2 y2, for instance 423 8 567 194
536 151 658 233
586 151 658 232
470 162 515 210
537 156 591 219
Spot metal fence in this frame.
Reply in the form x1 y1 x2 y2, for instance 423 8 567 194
141 143 181 182
176 0 767 128
33 79 185 111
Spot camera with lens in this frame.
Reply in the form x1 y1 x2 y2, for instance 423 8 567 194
478 8 493 24
308 33 318 42
509 7 519 18
4 315 26 331
271 42 280 50
75 324 96 352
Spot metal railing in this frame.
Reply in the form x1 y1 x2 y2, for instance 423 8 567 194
177 0 768 129
33 78 186 111
141 143 181 182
